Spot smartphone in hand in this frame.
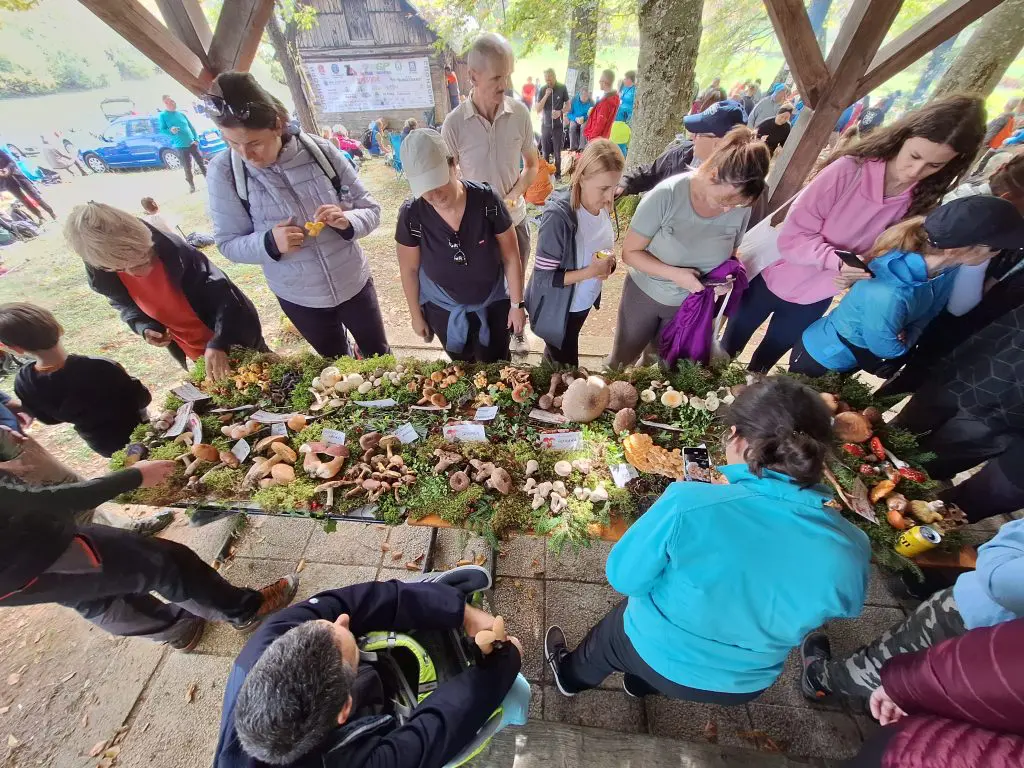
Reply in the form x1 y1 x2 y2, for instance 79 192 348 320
835 249 873 275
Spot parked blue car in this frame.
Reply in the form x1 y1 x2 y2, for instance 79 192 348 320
78 113 227 173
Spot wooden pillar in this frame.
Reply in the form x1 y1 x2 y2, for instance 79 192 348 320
154 0 213 69
208 0 277 74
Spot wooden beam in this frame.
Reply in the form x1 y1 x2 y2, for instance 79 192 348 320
208 0 276 75
154 0 213 69
762 0 830 109
77 0 213 94
855 0 1003 101
767 0 905 210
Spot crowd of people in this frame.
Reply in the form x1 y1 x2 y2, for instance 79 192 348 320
1 27 1024 768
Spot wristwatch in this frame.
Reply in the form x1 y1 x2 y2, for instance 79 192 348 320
511 301 525 309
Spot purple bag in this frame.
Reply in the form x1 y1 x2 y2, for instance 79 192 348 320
659 258 748 367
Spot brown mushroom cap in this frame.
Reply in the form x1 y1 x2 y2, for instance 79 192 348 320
255 434 288 452
191 443 220 462
607 381 639 411
287 414 308 432
219 450 241 468
359 431 382 451
613 407 637 433
449 470 470 492
511 383 533 403
270 463 296 483
379 435 402 454
270 442 298 464
430 393 449 407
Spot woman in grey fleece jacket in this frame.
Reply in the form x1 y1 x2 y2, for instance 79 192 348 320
525 140 624 365
205 72 389 359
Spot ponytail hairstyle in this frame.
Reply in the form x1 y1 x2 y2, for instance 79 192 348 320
697 125 771 202
723 376 832 488
865 216 927 259
568 139 625 210
825 94 986 216
207 71 290 131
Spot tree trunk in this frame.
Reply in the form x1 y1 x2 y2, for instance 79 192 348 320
911 34 957 104
567 0 598 98
629 0 703 168
266 9 319 133
933 0 1024 97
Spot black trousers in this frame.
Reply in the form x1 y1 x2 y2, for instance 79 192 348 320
558 600 763 705
789 337 833 377
422 299 511 364
543 308 590 366
0 524 261 642
278 278 390 359
2 177 55 220
541 120 564 177
178 143 206 189
843 727 897 768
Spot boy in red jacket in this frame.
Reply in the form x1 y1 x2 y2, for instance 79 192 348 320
584 69 619 143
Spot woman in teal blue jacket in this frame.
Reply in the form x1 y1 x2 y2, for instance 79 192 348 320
545 376 871 702
790 196 1022 377
567 88 595 153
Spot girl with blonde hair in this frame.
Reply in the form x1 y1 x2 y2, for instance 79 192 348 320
526 139 625 364
67 201 265 380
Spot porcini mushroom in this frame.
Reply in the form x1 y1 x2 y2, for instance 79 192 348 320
255 434 288 453
271 463 296 483
287 414 307 432
270 442 298 464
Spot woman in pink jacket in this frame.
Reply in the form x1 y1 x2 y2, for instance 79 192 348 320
723 95 986 372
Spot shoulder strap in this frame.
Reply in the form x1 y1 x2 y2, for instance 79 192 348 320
297 132 342 195
229 150 249 215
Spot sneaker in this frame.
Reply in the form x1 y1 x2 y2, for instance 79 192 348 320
800 631 832 701
232 574 300 631
129 510 175 536
622 675 646 699
544 625 575 698
167 617 206 652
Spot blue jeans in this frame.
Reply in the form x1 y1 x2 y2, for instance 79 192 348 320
722 274 832 373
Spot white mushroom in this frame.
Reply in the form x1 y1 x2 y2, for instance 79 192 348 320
549 493 568 514
572 458 592 474
553 460 572 477
357 381 374 394
551 480 567 496
524 459 540 478
589 485 609 503
522 477 537 492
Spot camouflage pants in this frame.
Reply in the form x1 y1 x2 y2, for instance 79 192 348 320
821 587 966 699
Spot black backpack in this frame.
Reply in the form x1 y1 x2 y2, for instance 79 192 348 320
361 128 373 149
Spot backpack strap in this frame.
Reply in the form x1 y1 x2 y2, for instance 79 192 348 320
229 149 249 215
297 132 342 195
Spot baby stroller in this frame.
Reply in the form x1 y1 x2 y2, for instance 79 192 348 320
359 565 530 767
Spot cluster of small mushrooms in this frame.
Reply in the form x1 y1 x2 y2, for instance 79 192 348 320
309 364 407 411
520 457 609 512
318 432 417 506
432 448 513 495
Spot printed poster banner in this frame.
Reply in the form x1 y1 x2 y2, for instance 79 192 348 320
306 57 435 112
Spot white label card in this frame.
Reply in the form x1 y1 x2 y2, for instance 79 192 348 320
410 404 446 411
271 422 288 436
322 429 346 446
610 463 639 488
164 402 193 437
474 406 499 421
250 410 293 424
231 439 251 462
442 422 487 442
640 419 686 433
391 423 419 444
529 408 568 425
353 398 398 408
171 382 211 402
188 413 203 445
538 431 583 451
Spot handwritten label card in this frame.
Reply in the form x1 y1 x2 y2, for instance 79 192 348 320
391 423 419 445
610 463 639 488
474 406 499 421
188 413 203 445
231 439 251 462
171 382 211 402
529 408 568 425
322 429 346 446
538 431 583 451
250 410 293 424
164 402 193 437
271 422 288 437
410 404 446 412
353 398 398 408
443 422 487 443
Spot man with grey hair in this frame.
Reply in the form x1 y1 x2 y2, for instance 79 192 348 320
214 577 523 768
442 32 538 270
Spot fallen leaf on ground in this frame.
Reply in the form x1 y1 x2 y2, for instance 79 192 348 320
59 672 76 684
380 543 390 552
703 719 718 744
456 559 473 567
404 562 421 571
32 632 43 644
185 683 197 703
81 713 88 727
88 740 108 757
6 674 19 686
7 734 18 748
411 553 424 564
296 558 306 573
103 745 121 758
473 554 487 566
391 551 403 560
0 706 9 715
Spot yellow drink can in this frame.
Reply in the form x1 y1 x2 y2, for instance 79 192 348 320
595 250 613 259
894 525 942 557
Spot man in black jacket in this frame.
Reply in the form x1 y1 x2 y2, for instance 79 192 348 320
615 99 747 198
214 578 523 768
0 441 298 648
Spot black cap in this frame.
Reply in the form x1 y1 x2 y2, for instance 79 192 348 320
683 100 747 138
924 195 1024 250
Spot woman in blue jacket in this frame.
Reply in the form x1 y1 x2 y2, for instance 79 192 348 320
789 196 1023 378
566 88 595 153
545 376 870 702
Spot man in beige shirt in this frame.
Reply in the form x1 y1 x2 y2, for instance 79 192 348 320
441 33 539 269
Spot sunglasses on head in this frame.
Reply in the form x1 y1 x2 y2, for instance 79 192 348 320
201 94 275 121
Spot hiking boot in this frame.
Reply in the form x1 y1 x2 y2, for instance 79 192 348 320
800 631 833 701
128 510 175 536
544 625 575 698
167 617 206 653
232 574 300 631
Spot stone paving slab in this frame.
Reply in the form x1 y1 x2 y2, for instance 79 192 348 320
116 652 232 768
303 522 389 566
494 534 548 579
544 580 623 689
646 697 754 749
233 516 317 561
294 563 379 603
747 704 862 761
864 565 905 609
542 686 645 734
491 577 545 682
545 540 614 583
430 528 495 572
823 606 906 659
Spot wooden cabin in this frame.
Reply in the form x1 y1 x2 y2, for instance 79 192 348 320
296 0 460 133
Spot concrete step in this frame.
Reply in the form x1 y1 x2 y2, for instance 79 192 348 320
473 720 836 768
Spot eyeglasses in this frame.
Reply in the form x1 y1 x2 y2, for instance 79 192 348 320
201 94 274 120
448 235 467 266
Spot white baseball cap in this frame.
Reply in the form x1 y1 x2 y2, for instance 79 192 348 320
401 129 452 198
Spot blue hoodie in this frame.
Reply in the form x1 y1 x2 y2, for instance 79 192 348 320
616 84 636 123
800 250 959 372
954 518 1024 630
606 465 870 694
567 94 594 122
